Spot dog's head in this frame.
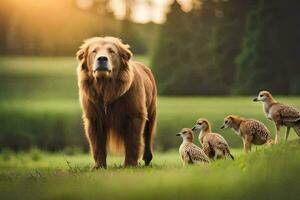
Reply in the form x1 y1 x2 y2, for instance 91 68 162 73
76 37 132 79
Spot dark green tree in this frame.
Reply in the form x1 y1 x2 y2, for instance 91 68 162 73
210 0 256 92
235 0 300 95
152 0 223 95
151 1 193 95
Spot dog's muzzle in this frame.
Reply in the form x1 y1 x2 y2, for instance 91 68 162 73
93 56 111 72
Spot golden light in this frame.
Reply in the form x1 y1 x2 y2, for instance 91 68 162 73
76 0 198 24
109 0 126 19
130 0 196 24
131 2 152 24
177 0 194 12
76 0 94 10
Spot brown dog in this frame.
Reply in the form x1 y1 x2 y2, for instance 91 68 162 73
76 37 157 168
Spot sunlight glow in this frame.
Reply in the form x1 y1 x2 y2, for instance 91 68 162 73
76 0 199 24
177 0 194 12
76 0 94 10
132 3 152 24
109 0 126 19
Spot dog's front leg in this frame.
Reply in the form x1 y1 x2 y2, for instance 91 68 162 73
123 117 146 167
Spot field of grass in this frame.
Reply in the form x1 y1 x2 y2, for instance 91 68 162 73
0 142 300 200
0 56 300 199
0 56 300 151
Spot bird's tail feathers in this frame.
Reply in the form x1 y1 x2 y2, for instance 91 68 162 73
225 148 234 160
229 152 234 160
293 126 300 137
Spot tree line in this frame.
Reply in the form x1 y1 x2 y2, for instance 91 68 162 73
151 0 300 95
0 0 157 55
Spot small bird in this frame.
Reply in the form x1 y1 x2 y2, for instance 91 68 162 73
221 115 273 153
192 118 234 160
253 90 300 143
176 128 210 166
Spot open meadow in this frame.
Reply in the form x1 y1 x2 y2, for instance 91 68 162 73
1 1 300 199
0 57 299 150
0 143 300 200
0 57 300 199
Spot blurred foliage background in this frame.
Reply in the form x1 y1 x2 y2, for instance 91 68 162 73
0 0 158 55
0 0 299 152
152 0 300 95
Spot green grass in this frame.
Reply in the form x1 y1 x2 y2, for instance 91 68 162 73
1 57 300 199
0 55 149 76
1 96 299 151
0 56 300 150
0 142 300 200
0 55 148 100
157 96 300 149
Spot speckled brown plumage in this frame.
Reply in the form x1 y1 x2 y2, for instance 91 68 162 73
179 142 210 165
268 103 300 125
177 128 210 166
193 119 234 160
222 115 272 153
240 119 272 145
254 90 300 143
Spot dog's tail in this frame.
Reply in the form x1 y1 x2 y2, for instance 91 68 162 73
108 129 125 154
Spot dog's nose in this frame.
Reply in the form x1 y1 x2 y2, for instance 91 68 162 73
94 56 110 72
97 56 108 63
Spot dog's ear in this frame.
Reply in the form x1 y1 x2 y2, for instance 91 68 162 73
116 39 132 62
76 44 88 70
76 49 85 61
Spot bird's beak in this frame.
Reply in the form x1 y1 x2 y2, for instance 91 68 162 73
220 125 225 129
253 97 258 102
191 126 196 131
176 133 181 136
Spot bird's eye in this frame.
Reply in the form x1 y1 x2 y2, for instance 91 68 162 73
260 94 263 97
225 120 228 124
198 122 202 125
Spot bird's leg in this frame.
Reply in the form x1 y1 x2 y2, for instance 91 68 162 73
285 127 290 142
243 135 253 153
246 142 251 153
243 139 251 153
274 123 281 144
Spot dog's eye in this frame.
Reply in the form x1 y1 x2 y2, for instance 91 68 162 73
108 48 115 54
92 49 97 54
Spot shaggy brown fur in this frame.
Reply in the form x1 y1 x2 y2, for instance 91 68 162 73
76 36 157 168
